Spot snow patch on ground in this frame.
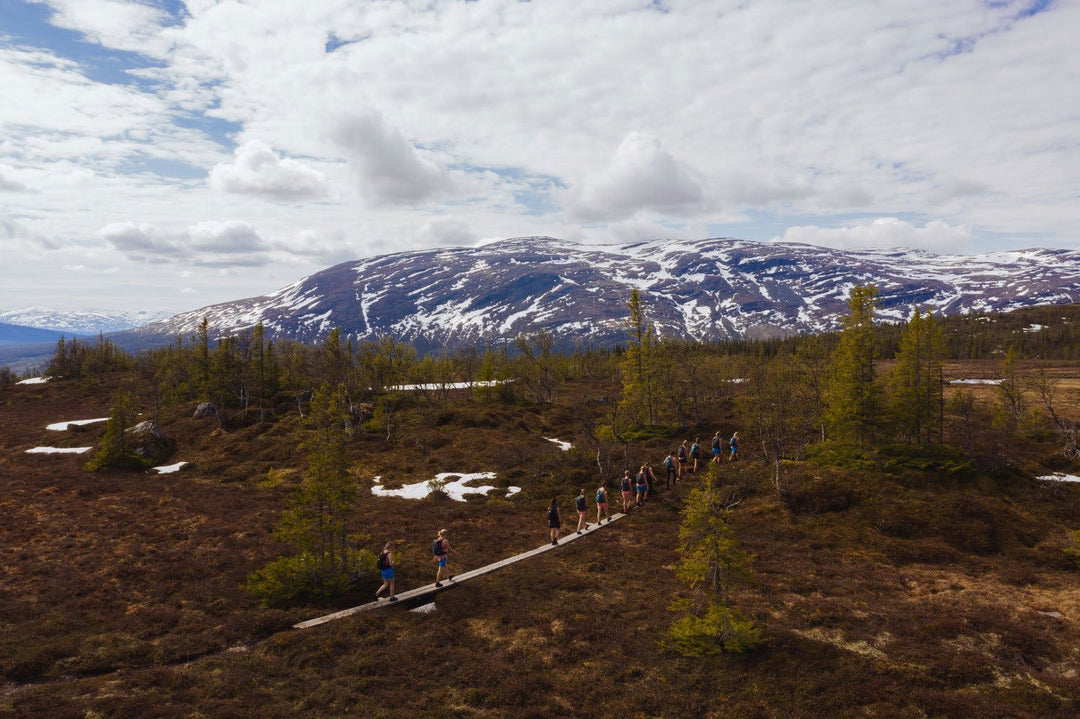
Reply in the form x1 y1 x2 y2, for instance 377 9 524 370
16 377 49 385
389 379 509 391
949 379 1003 385
545 437 573 451
1037 473 1080 483
153 462 188 474
47 418 109 431
411 602 438 614
371 472 520 501
26 446 92 454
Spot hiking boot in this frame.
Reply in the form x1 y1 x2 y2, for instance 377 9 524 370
435 582 443 588
551 539 558 546
576 530 582 535
388 596 398 603
448 575 454 582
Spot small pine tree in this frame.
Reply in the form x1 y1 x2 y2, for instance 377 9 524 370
85 391 150 471
245 382 373 606
665 465 763 655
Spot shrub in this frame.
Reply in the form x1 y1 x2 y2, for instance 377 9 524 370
664 603 764 655
245 548 375 607
1065 529 1080 568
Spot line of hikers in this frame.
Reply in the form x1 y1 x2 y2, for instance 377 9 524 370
374 528 454 603
374 431 740 601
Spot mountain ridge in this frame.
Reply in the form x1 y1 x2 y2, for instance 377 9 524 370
116 236 1080 351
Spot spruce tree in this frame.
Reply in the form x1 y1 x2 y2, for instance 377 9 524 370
889 308 945 443
86 391 150 471
619 288 657 427
666 465 763 655
824 284 881 445
246 382 371 605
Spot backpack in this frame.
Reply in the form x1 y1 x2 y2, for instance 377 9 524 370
376 552 389 570
664 456 674 469
596 488 605 503
677 445 687 460
691 442 700 457
432 538 444 557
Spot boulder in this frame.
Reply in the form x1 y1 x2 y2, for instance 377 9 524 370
125 420 175 462
193 402 217 418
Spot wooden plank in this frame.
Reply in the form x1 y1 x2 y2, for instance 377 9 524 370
293 512 627 629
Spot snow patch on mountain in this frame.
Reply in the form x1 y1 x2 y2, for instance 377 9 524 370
0 308 171 334
117 237 1080 352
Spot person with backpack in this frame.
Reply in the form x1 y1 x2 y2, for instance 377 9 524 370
676 440 689 479
595 483 610 524
375 542 398 602
575 488 589 534
634 466 649 507
711 431 722 464
432 529 453 587
548 497 562 545
663 451 677 488
690 437 702 474
729 431 739 461
619 470 633 512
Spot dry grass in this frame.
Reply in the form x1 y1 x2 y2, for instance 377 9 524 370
1 369 1078 717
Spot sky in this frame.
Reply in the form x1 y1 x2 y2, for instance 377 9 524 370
1 0 1078 314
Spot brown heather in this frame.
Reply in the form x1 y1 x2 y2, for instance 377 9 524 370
1 364 1079 718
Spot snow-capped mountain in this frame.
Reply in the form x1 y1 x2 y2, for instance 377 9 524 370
122 237 1080 351
0 307 172 335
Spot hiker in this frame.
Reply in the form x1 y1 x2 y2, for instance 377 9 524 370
711 431 722 463
433 528 453 587
634 466 649 507
663 451 677 488
548 497 562 545
644 462 658 494
575 488 588 534
690 437 702 474
620 470 633 512
375 542 398 602
729 431 739 461
596 483 610 523
677 440 689 479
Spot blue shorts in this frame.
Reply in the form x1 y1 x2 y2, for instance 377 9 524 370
712 448 721 457
380 567 395 580
437 556 447 568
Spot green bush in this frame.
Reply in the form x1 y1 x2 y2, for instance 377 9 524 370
664 603 764 656
1065 530 1080 568
245 549 376 607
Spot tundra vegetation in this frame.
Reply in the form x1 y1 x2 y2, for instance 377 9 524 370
1 296 1078 717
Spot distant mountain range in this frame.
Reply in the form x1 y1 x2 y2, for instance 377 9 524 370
113 237 1080 352
0 308 172 336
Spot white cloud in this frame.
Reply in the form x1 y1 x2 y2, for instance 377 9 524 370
209 141 329 201
773 218 973 253
36 0 172 56
414 217 479 247
3 0 1080 312
568 133 704 222
97 220 273 267
329 112 457 207
0 166 31 192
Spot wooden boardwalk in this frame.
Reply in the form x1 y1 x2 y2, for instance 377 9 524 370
294 512 628 630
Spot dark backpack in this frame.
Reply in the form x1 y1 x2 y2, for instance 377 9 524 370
432 538 445 557
376 552 389 570
677 445 687 460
